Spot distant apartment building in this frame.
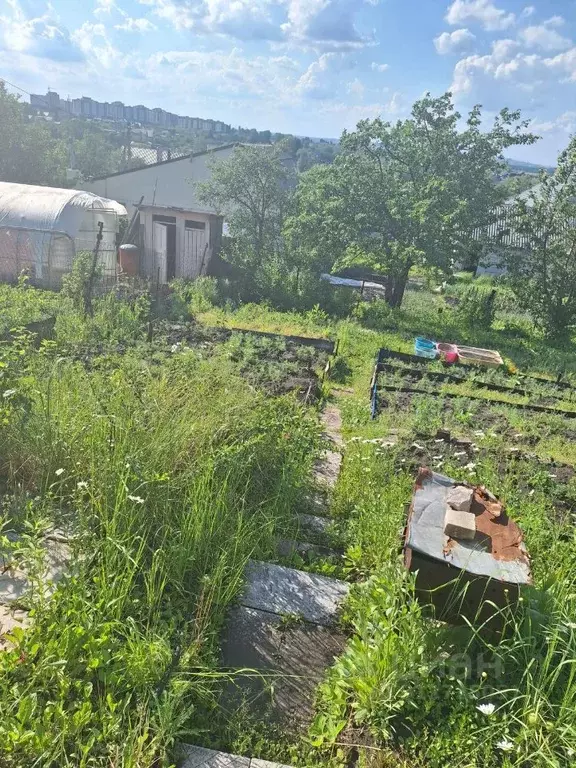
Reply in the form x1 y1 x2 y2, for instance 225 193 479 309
29 90 231 134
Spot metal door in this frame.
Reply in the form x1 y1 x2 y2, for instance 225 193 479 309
153 222 168 284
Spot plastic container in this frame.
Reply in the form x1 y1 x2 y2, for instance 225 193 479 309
437 342 459 365
415 337 438 359
118 243 139 276
456 346 503 368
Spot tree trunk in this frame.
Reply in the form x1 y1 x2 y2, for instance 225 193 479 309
387 263 411 308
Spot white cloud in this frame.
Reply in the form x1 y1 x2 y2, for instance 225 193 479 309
296 52 341 98
451 37 576 110
139 0 281 40
445 0 515 32
140 0 376 49
94 0 117 13
347 77 365 97
520 24 572 52
521 6 535 18
434 28 476 54
322 91 405 125
544 16 565 29
531 111 576 134
71 21 121 68
281 0 376 50
115 17 157 32
371 62 389 72
0 0 84 61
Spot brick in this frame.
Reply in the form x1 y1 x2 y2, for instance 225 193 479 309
444 506 476 541
446 485 473 513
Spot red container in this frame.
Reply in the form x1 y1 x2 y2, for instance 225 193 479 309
118 243 139 276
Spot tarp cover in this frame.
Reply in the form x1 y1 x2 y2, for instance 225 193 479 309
321 273 386 290
406 469 532 585
0 182 127 239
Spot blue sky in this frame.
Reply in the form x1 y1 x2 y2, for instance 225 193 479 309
0 0 575 164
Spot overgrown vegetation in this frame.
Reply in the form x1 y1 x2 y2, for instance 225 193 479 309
2 271 576 766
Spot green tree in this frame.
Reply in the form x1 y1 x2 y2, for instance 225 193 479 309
286 92 536 307
0 82 67 186
497 137 576 341
74 132 122 179
196 143 295 276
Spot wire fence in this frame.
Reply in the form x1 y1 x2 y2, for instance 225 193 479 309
0 227 119 289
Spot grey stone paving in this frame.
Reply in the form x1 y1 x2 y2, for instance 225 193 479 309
0 538 70 604
240 561 349 626
221 605 347 725
296 513 331 537
181 746 250 768
277 539 335 560
313 450 342 489
181 746 292 768
321 405 343 446
0 605 30 650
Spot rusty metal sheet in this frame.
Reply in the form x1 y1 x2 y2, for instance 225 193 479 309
405 468 532 586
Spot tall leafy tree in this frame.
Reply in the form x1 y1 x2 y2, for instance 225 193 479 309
287 93 537 307
0 82 67 187
496 137 576 341
197 143 295 272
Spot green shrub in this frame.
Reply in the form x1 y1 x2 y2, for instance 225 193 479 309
455 284 497 329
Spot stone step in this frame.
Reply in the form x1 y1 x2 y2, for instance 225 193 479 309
277 538 336 561
239 560 349 626
296 512 332 539
181 745 292 768
321 405 343 446
221 604 348 727
313 450 342 490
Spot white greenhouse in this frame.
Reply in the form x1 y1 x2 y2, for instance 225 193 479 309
0 182 127 288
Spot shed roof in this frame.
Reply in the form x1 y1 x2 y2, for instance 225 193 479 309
0 182 126 239
89 143 240 181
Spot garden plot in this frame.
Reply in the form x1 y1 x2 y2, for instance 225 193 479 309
372 363 576 419
64 322 334 402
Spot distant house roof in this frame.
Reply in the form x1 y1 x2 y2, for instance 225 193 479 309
90 143 241 181
0 181 126 238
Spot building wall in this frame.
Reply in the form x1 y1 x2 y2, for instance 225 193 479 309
139 207 221 282
83 145 237 217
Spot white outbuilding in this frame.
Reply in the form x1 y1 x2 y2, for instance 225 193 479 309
0 181 126 288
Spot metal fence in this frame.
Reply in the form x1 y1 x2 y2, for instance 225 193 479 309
0 225 119 288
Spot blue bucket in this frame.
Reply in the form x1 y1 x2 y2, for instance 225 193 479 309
414 337 438 359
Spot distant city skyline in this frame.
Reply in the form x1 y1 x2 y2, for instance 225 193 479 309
29 89 231 134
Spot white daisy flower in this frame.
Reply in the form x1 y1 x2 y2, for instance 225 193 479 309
497 739 515 752
55 468 65 476
476 703 495 716
77 481 88 489
127 494 145 504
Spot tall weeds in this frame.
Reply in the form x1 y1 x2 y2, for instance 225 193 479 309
0 350 319 766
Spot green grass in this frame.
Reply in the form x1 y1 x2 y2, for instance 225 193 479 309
0 324 321 766
3 275 576 768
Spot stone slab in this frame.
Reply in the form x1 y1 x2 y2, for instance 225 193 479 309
277 539 335 560
181 745 250 768
180 748 293 768
296 513 331 537
0 538 70 604
321 406 343 446
241 561 349 626
0 605 31 651
313 451 342 489
221 605 347 725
